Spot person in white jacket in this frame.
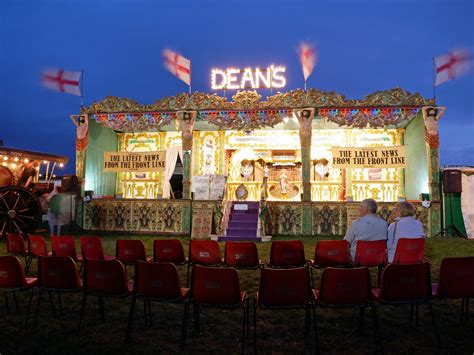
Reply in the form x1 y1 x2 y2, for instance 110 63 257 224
387 201 425 262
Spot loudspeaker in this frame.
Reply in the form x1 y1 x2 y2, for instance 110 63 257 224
442 169 462 193
61 174 80 194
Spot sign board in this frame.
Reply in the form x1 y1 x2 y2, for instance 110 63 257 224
191 208 213 239
103 151 165 172
234 204 248 211
332 146 406 168
192 176 210 200
346 202 361 229
209 175 227 200
211 65 286 90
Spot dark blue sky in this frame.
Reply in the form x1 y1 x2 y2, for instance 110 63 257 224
1 0 473 174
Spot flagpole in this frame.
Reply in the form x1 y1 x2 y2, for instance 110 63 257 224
432 57 436 101
80 69 84 108
304 80 307 92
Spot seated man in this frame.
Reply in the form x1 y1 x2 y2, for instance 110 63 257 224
344 199 388 261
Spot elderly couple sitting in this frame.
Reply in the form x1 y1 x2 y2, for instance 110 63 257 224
344 199 425 263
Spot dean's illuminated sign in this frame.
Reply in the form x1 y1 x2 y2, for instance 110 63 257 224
211 65 286 90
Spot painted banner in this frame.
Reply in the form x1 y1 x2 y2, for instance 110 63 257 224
332 146 406 168
191 208 213 239
103 151 165 172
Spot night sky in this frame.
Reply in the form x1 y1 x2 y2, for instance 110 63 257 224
1 0 473 174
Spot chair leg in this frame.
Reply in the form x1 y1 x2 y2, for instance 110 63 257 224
48 291 56 317
310 267 314 288
304 307 310 336
147 299 152 326
143 299 148 326
25 256 32 274
465 298 470 324
186 263 191 287
98 296 105 322
428 302 441 347
180 300 190 350
246 300 250 338
126 295 137 342
241 303 246 355
12 291 19 313
253 299 257 355
57 292 63 315
33 291 44 326
25 289 35 327
312 305 320 355
460 298 466 324
193 304 200 334
415 303 419 327
371 305 383 354
358 307 365 335
409 304 414 327
78 293 87 331
4 291 10 314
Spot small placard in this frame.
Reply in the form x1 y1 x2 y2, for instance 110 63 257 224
234 204 248 211
191 208 213 239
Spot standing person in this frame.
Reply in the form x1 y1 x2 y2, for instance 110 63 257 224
387 201 425 262
18 160 39 188
344 198 388 261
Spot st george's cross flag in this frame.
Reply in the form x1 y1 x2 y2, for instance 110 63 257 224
435 49 472 86
162 49 191 86
299 42 318 82
42 68 82 96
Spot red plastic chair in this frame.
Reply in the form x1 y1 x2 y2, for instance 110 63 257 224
372 262 440 345
78 259 133 330
126 261 189 341
182 265 248 353
116 239 150 266
6 233 32 273
80 236 114 261
0 255 37 315
153 239 187 265
309 240 350 287
254 267 318 353
28 256 82 326
315 267 381 351
187 240 223 286
354 240 387 285
28 234 52 258
51 235 82 262
432 256 474 324
267 240 306 268
392 238 425 264
224 241 261 269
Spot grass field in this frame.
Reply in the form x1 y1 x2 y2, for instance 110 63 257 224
1 234 474 354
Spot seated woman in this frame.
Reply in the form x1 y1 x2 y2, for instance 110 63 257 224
387 201 425 262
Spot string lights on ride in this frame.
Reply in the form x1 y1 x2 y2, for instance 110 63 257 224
211 65 287 90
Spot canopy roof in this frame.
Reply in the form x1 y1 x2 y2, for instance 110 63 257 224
81 87 435 132
0 147 68 164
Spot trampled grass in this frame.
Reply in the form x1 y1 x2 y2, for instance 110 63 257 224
1 234 474 354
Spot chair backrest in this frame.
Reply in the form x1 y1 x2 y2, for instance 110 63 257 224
392 238 425 264
51 235 80 261
436 256 474 299
135 261 182 300
38 256 81 290
116 239 147 264
28 234 49 257
0 256 26 288
379 262 431 302
354 240 387 267
153 239 186 264
84 259 129 296
318 267 371 305
269 240 306 267
258 267 312 307
80 236 105 260
224 241 259 268
191 265 241 305
314 240 350 267
6 233 27 256
189 240 222 266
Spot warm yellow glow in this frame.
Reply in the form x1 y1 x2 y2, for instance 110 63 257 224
53 174 56 178
3 156 8 161
211 65 287 90
13 157 19 162
59 163 64 168
24 158 29 163
43 160 48 164
1 162 6 166
10 163 17 168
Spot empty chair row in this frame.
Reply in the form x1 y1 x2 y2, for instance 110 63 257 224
1 254 473 352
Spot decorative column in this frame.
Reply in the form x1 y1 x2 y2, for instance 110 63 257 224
218 130 225 175
294 108 314 236
422 106 446 237
178 111 196 200
398 129 406 200
294 108 314 202
158 131 167 196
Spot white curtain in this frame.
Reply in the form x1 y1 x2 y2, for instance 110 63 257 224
162 146 183 199
461 172 474 238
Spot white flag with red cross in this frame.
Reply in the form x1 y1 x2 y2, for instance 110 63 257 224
41 68 81 96
299 42 317 82
162 49 191 86
435 49 472 86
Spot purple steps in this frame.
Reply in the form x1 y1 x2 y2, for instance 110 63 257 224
218 201 260 242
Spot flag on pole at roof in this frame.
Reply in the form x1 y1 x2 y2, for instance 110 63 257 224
435 48 472 86
162 48 191 86
41 68 82 96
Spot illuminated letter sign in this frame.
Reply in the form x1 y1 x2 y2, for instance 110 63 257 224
211 65 286 90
